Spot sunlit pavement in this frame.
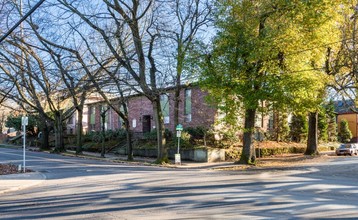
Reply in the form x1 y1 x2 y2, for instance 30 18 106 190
1 147 358 219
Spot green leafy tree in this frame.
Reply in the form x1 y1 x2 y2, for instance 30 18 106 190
277 112 290 142
5 114 39 135
318 107 328 142
338 119 352 143
325 100 337 142
201 0 342 164
272 111 290 142
290 113 308 143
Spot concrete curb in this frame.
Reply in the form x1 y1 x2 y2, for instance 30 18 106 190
0 171 46 194
61 151 235 169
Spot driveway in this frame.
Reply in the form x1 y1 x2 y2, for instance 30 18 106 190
0 147 358 219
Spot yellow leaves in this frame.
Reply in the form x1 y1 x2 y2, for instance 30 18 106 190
207 0 349 113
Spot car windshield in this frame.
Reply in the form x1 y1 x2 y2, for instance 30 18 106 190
340 144 352 149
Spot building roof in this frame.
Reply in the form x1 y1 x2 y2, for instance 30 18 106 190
85 84 196 106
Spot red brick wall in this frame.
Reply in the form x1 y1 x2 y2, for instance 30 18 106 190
109 108 121 130
176 87 216 130
86 87 218 133
128 96 154 132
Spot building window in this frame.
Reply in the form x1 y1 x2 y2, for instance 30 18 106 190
184 89 192 122
255 113 263 128
108 109 112 130
132 119 137 128
160 94 170 124
90 106 96 130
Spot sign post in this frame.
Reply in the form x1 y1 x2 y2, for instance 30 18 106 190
175 124 183 165
21 116 28 173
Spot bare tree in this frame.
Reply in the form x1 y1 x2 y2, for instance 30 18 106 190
32 24 136 159
0 38 76 151
27 22 94 154
156 0 212 130
58 0 170 162
0 0 76 151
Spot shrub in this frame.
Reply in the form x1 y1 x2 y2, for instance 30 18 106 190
82 142 101 152
105 129 127 141
83 129 127 143
6 114 39 135
143 129 158 140
258 146 307 156
338 119 352 143
143 129 172 140
180 131 191 143
184 126 208 139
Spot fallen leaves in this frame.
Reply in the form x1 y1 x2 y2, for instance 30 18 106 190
0 164 31 175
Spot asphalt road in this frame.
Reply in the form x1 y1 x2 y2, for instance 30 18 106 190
1 147 358 219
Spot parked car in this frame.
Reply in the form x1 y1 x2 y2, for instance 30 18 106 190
336 143 358 156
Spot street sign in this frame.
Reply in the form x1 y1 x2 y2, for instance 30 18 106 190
175 153 181 165
21 116 28 126
176 130 182 138
176 124 183 131
176 124 183 164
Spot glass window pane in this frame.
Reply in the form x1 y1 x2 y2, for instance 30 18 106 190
185 89 191 115
160 94 169 117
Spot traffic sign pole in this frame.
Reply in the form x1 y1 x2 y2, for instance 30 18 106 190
23 122 26 172
22 116 28 173
175 124 183 165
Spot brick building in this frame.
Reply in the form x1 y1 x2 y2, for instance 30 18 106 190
66 86 272 136
66 86 217 134
335 100 358 142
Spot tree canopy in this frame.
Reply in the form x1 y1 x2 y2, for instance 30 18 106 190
201 0 344 163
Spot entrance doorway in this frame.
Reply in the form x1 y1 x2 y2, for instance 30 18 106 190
142 115 151 133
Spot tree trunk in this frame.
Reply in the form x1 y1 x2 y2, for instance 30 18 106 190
238 108 256 164
124 117 133 161
153 98 167 163
173 86 180 131
305 111 319 155
76 108 83 154
54 112 65 152
41 124 50 150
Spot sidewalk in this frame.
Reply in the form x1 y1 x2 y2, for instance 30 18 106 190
0 171 46 194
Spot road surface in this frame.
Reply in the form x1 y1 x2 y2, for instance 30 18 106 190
0 147 358 219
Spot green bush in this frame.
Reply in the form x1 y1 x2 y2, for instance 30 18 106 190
184 126 208 139
338 119 352 143
255 146 307 157
105 129 127 140
83 129 127 143
143 129 172 140
82 142 101 152
6 114 39 135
